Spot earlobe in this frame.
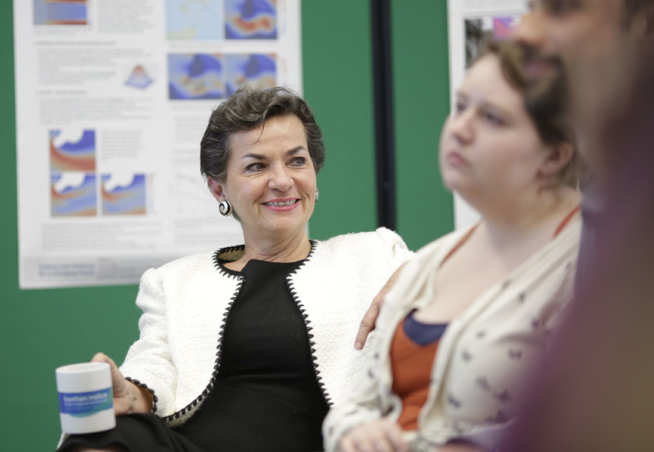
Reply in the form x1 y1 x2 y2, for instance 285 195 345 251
207 177 225 202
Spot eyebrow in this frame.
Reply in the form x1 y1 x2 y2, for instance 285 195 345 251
241 146 306 160
480 100 512 120
453 91 513 119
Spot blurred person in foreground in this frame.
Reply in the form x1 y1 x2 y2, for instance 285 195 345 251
57 87 412 452
500 1 654 450
323 39 581 452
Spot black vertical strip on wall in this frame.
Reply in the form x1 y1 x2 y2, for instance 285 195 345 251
370 0 397 230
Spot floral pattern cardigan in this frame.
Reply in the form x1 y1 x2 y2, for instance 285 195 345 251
324 215 581 452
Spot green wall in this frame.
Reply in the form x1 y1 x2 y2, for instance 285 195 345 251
1 2 451 450
303 1 379 238
393 0 453 250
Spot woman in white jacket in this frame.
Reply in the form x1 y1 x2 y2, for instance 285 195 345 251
58 87 411 452
325 40 582 452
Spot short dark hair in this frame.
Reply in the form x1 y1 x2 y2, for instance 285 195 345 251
481 39 580 188
200 87 325 182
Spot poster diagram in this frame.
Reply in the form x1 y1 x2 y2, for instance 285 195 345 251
33 0 88 26
225 0 277 40
14 0 301 288
50 129 96 172
101 173 147 216
51 173 97 217
125 65 154 90
168 53 277 100
166 0 223 40
168 53 226 100
224 54 276 95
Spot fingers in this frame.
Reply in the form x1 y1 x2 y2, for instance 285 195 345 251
341 433 395 452
354 302 380 350
91 352 116 369
92 353 122 382
91 352 128 397
90 353 149 415
342 434 391 452
384 422 407 452
340 420 408 452
354 263 407 350
91 352 128 415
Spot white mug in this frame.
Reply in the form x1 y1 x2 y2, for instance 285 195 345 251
56 362 116 434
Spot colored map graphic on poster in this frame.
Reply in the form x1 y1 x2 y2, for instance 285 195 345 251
125 65 154 89
33 0 87 26
166 0 224 40
168 53 277 100
224 54 276 95
168 53 226 100
50 129 96 172
51 173 97 217
101 174 147 216
225 0 277 39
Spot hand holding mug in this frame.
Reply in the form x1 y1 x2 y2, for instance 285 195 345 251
91 352 152 415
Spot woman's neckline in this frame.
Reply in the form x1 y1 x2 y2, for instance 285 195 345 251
215 241 315 276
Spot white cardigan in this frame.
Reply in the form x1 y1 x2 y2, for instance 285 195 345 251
324 215 582 452
120 228 411 426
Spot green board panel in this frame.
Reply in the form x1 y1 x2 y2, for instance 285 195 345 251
303 1 378 239
392 0 454 250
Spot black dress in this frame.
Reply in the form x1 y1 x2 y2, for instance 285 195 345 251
59 256 329 452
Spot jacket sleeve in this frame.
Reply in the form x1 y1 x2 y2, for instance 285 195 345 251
322 330 389 452
323 248 422 452
374 226 414 266
119 267 177 416
323 234 451 452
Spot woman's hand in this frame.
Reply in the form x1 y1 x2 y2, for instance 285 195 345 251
354 263 407 350
339 419 408 452
91 353 153 415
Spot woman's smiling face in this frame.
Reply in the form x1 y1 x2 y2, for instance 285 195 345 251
209 114 317 243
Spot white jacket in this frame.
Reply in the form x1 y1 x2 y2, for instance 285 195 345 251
120 228 411 426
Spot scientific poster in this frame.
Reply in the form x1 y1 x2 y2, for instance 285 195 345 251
14 0 302 288
447 0 527 228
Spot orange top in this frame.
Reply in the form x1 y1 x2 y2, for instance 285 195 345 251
390 321 440 431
